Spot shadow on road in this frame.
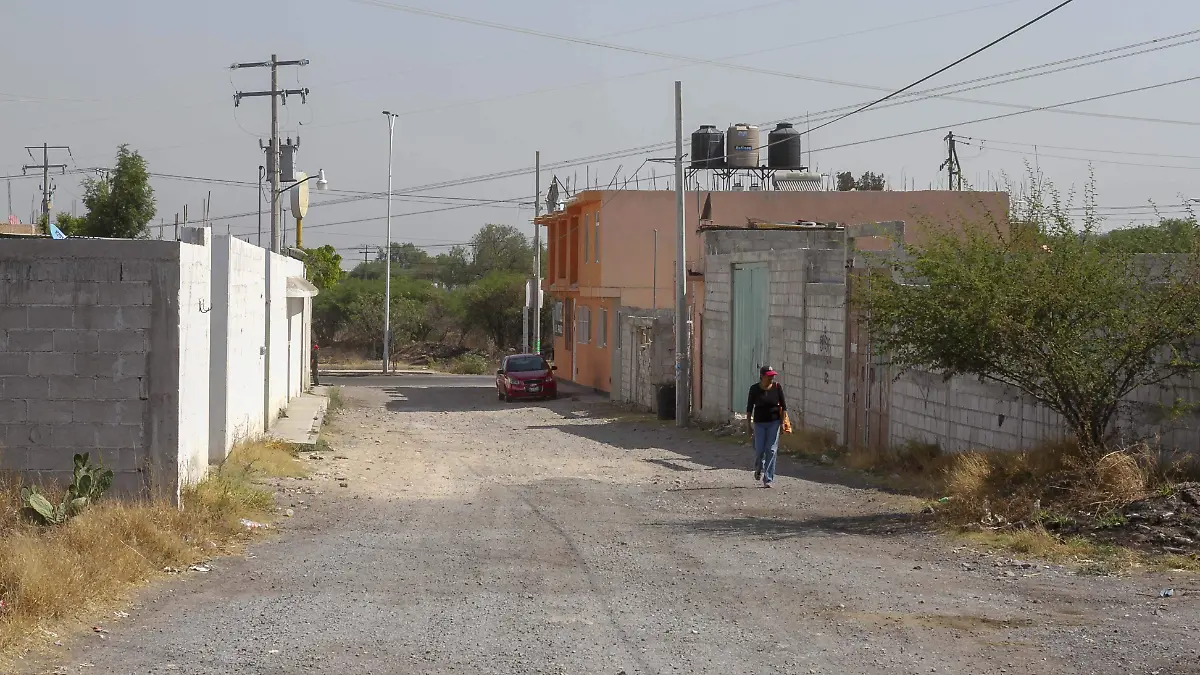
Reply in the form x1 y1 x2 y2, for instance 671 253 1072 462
527 408 893 494
670 512 931 540
379 384 597 413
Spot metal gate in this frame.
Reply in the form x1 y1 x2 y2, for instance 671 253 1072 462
731 262 769 412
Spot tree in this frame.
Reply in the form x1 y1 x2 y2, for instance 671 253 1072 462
856 179 1200 455
460 271 525 348
80 145 156 238
432 246 473 288
470 224 532 278
38 212 86 237
1101 217 1199 254
378 242 430 269
836 171 886 191
299 245 344 291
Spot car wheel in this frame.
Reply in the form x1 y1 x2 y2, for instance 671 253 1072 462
504 393 512 403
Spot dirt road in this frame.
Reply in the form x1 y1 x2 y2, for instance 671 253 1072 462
27 375 1200 674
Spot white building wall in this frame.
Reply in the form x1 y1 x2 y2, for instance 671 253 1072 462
208 237 268 463
266 255 303 425
176 231 211 490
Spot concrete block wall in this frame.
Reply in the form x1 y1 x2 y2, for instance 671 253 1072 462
613 308 675 411
890 368 1200 453
0 233 212 502
698 227 848 440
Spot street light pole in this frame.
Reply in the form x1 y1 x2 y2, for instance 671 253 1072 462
383 111 399 374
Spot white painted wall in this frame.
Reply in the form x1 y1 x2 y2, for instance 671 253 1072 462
266 254 304 426
208 237 268 463
176 234 211 492
286 297 304 400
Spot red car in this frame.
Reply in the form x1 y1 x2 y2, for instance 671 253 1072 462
496 354 558 402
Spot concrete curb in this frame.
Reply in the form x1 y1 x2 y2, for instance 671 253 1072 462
267 387 330 451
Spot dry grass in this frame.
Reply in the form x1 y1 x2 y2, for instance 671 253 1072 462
0 439 304 658
220 439 306 478
772 423 1200 568
326 385 345 413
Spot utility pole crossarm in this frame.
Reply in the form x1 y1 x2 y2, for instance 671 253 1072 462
231 59 309 69
234 88 309 106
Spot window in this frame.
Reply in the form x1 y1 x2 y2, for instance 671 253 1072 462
577 305 590 344
583 214 590 264
506 355 549 373
594 211 600 263
598 308 608 347
553 301 564 336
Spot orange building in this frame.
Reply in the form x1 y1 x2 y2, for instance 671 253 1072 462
539 188 1009 394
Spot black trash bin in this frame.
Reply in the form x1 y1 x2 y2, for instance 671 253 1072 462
657 383 677 420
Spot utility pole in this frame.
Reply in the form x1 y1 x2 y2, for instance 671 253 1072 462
231 55 309 253
258 165 265 248
533 150 542 356
357 244 373 265
673 81 690 427
941 131 963 191
6 178 11 219
22 143 69 224
382 111 399 374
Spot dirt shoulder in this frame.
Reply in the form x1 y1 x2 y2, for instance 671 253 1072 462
20 379 1200 675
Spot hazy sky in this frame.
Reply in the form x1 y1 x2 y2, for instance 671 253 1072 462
2 0 1198 260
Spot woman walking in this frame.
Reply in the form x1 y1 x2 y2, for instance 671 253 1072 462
746 365 789 488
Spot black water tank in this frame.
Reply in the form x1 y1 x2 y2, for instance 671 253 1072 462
657 383 677 420
767 122 803 169
690 125 725 169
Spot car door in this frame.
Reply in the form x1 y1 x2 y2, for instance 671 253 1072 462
496 357 507 392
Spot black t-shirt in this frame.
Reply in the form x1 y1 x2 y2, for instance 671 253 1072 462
746 383 786 423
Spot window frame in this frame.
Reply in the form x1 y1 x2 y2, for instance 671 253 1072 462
583 213 590 264
577 305 590 344
594 211 600 263
598 307 608 347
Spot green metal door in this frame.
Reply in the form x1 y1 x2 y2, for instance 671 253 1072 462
731 262 769 413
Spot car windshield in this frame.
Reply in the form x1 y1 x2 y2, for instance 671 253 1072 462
506 356 547 373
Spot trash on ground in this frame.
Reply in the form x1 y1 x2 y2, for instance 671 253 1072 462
188 564 212 573
240 519 270 530
163 566 181 574
1160 588 1176 598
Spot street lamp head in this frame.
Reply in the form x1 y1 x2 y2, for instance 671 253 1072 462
315 169 329 191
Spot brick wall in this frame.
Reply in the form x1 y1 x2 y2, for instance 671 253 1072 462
0 235 211 501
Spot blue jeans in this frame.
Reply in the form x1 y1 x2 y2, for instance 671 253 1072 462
753 420 781 484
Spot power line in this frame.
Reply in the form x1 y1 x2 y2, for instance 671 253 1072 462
962 136 1200 161
802 0 1080 137
806 75 1200 155
967 144 1200 171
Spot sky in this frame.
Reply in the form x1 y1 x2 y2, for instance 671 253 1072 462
2 0 1198 262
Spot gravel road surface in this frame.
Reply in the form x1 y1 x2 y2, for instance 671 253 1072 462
24 374 1200 675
